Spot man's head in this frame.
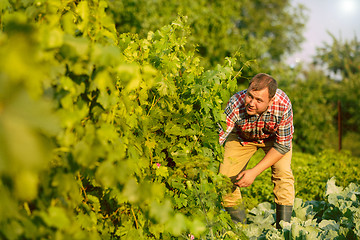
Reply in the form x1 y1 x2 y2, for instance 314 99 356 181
245 73 278 115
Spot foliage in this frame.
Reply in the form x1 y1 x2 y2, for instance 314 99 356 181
107 0 307 75
243 178 360 239
342 132 360 157
315 34 360 78
339 73 360 134
281 69 337 153
314 34 360 152
0 1 247 239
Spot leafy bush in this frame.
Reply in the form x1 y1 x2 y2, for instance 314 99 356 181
243 178 360 239
0 1 244 239
107 0 307 71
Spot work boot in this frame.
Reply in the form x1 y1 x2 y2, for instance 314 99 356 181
225 206 247 224
275 204 293 229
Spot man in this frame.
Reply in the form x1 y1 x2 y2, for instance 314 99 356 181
218 73 294 229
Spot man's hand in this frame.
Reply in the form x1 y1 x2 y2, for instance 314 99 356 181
235 169 258 188
234 147 284 188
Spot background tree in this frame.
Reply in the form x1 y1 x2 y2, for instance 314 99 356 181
314 35 360 155
315 34 360 78
107 0 307 79
279 68 337 153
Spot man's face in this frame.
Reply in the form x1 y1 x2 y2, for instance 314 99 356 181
245 87 274 115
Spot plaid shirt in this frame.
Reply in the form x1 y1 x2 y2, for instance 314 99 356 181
219 89 294 152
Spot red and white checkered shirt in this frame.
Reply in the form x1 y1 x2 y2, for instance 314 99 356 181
219 89 294 153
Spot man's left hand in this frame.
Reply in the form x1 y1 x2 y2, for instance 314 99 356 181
235 169 258 188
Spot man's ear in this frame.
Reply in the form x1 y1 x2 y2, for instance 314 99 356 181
269 96 275 107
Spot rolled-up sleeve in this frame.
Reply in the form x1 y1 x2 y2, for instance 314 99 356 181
274 104 294 154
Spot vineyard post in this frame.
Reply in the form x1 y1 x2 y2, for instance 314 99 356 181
338 100 342 151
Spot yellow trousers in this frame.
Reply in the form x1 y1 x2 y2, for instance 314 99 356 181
219 132 294 207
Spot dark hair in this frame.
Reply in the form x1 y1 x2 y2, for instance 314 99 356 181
248 73 278 99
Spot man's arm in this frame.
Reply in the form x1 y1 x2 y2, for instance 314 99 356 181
235 147 283 188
